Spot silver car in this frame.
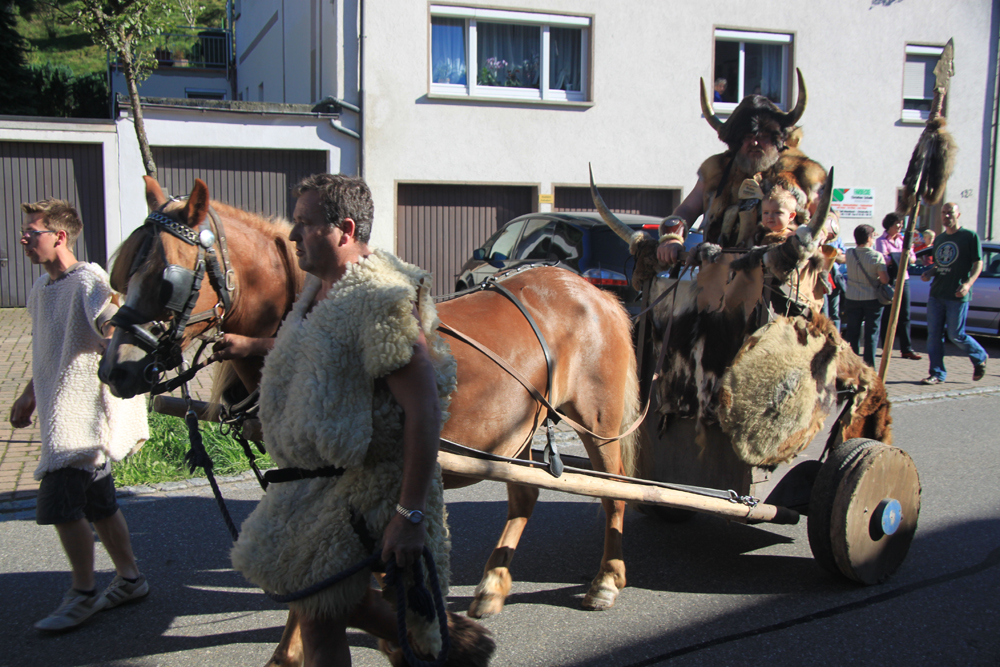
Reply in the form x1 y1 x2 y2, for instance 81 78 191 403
909 242 1000 336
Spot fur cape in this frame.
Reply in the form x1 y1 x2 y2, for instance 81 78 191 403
699 144 827 247
27 263 148 479
231 250 458 653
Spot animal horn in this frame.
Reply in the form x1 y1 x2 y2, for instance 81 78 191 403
700 78 725 133
589 164 646 252
808 166 834 238
778 68 807 127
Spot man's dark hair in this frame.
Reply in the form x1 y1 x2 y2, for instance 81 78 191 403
21 198 83 245
294 174 374 243
881 211 905 231
854 224 876 245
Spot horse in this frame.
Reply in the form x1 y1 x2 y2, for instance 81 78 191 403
99 177 641 667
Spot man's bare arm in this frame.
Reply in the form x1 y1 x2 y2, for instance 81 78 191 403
382 324 442 568
956 260 983 298
9 379 35 428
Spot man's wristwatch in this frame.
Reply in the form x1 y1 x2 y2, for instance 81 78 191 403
396 504 424 524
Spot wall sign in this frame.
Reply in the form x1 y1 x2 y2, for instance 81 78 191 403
832 188 875 218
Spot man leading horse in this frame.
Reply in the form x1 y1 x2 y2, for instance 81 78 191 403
229 174 493 666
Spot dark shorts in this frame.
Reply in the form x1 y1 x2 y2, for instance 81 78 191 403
36 461 119 525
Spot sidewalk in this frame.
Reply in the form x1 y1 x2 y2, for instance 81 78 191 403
2 307 997 501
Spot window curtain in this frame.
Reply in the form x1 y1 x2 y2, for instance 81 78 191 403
549 27 581 91
745 43 784 104
477 22 540 88
432 18 467 85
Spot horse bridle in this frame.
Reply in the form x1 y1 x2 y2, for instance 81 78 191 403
110 203 235 387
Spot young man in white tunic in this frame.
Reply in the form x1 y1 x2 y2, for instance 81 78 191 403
228 175 492 666
9 199 150 631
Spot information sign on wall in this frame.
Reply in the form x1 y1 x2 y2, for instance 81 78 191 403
832 188 875 218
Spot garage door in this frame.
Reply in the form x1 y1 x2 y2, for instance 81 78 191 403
397 184 534 296
554 186 679 216
152 147 328 219
1 141 106 307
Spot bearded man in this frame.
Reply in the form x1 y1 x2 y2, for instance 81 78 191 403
658 69 827 265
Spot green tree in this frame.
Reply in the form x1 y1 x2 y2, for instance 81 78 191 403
0 2 36 115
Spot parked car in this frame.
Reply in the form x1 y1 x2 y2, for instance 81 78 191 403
909 241 1000 336
835 242 1000 336
454 212 663 312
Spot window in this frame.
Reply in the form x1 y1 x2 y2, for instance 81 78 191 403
514 219 553 260
713 29 792 111
430 6 590 102
903 44 944 122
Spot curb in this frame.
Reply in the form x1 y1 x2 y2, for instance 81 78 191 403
891 385 1000 404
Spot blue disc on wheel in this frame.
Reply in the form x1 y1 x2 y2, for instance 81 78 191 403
878 498 903 536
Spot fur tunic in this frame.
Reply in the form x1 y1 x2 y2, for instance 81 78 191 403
231 250 458 646
699 147 826 247
28 263 148 479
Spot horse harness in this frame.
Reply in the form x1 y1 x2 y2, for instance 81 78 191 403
110 204 235 393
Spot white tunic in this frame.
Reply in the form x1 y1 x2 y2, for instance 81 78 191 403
27 263 149 479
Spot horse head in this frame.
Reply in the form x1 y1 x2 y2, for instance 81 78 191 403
99 177 231 398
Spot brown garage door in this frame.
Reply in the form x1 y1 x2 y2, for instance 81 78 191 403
152 147 328 219
1 141 106 307
397 184 534 296
554 186 679 216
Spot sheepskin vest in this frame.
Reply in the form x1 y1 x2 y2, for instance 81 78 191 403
231 250 458 650
27 263 149 479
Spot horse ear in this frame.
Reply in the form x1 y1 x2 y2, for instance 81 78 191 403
144 176 168 211
184 179 210 228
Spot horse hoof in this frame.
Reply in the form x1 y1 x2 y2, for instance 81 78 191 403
581 584 618 611
468 593 505 619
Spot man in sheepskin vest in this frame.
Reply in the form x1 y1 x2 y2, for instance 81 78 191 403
229 174 493 666
10 199 150 631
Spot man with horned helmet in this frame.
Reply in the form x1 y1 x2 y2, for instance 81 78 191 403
658 69 827 265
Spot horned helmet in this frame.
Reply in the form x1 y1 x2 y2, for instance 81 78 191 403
700 68 807 153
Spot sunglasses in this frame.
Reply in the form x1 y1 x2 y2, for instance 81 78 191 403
21 229 56 239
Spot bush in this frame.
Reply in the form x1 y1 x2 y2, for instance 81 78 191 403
24 63 109 118
113 411 272 487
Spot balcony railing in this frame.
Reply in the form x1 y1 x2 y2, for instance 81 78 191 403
150 27 231 69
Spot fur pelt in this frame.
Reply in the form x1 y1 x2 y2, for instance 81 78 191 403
717 314 841 465
28 263 148 478
699 145 826 248
379 612 496 667
835 346 894 445
231 250 458 656
899 118 957 211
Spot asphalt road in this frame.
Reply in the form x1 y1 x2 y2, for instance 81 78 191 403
1 392 998 667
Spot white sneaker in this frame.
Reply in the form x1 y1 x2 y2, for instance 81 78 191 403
99 574 149 609
34 589 108 631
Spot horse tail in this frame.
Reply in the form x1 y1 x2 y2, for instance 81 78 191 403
618 338 641 479
206 361 241 421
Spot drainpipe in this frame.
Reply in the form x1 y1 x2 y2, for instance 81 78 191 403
316 96 361 140
358 0 366 179
987 22 1000 241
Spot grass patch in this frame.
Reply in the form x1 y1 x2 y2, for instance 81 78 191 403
113 411 272 487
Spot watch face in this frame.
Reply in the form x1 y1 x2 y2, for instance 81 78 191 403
408 510 424 524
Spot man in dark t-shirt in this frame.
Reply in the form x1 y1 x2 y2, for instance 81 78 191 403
920 202 988 384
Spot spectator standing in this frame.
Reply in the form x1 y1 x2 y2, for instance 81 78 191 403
713 78 727 102
914 229 936 265
822 210 847 331
9 199 150 631
920 202 988 384
875 212 922 360
843 224 889 366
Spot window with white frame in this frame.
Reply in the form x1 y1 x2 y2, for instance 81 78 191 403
713 29 792 111
430 6 590 102
903 44 944 122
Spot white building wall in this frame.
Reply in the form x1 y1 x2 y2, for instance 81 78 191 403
235 0 997 249
111 69 231 101
234 3 286 102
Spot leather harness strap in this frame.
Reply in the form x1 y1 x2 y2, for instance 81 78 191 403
487 281 555 402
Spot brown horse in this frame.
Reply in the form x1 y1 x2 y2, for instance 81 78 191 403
100 177 641 666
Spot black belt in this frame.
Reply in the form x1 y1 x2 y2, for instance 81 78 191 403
262 465 346 486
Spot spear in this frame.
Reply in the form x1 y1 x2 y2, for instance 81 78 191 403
879 39 957 381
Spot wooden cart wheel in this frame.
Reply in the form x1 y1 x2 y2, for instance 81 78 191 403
808 438 921 584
